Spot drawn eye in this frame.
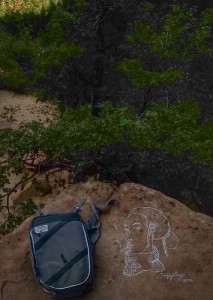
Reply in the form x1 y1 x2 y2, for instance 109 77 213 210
133 223 142 231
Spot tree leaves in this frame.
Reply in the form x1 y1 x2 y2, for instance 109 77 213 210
118 59 185 88
0 1 82 87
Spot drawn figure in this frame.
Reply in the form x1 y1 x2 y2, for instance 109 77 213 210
123 207 178 276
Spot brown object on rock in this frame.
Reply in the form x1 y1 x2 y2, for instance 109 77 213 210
0 182 213 300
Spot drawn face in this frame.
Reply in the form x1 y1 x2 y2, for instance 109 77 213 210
124 213 148 253
123 207 179 276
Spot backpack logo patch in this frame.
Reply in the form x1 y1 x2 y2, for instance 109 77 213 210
35 224 48 234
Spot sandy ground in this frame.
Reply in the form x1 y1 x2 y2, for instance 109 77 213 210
0 90 58 129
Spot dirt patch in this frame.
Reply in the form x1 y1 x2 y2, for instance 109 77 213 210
0 90 58 129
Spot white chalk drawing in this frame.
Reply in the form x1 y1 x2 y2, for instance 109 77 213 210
123 207 178 276
157 272 193 283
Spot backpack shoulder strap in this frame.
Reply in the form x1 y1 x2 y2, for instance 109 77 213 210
73 197 86 213
85 199 119 245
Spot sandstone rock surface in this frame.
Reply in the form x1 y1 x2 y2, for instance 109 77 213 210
0 181 213 300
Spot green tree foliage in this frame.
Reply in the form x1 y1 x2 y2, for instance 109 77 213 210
129 99 201 155
0 199 38 236
117 59 186 88
0 0 61 16
118 4 213 88
1 100 213 207
0 1 83 87
188 8 213 54
144 2 154 13
0 0 85 17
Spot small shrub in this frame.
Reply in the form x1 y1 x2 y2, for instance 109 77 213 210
0 199 37 236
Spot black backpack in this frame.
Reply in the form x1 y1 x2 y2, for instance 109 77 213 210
29 198 115 298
